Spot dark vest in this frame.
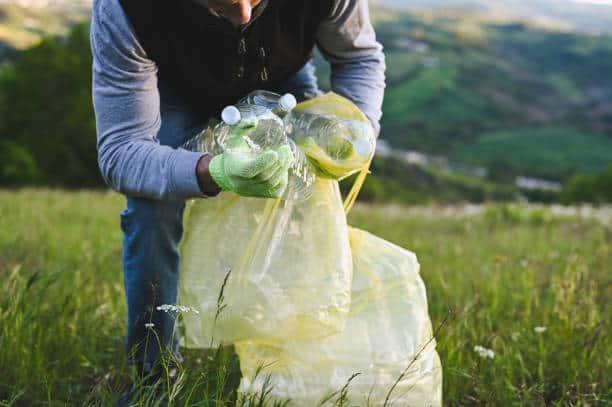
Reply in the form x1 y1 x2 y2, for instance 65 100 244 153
118 0 334 120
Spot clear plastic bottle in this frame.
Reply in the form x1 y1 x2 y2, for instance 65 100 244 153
184 91 314 201
234 91 314 201
283 110 375 180
238 90 297 118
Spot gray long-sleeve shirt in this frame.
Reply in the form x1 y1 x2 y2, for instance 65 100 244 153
91 0 385 201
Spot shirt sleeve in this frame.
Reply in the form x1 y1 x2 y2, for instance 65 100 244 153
316 0 386 135
90 0 205 201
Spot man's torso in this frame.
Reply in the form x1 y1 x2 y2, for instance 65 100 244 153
118 0 334 120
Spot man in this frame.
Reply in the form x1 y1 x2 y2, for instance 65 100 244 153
91 0 385 388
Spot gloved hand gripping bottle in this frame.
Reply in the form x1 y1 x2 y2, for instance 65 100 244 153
183 91 315 201
208 107 295 199
203 101 293 199
235 91 315 201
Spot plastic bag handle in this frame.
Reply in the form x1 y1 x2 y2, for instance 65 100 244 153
342 158 372 215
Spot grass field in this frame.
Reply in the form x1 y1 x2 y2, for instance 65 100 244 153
0 190 610 406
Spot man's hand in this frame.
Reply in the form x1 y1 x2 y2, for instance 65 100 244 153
208 144 294 198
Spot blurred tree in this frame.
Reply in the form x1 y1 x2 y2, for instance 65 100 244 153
0 23 102 187
0 141 39 185
561 165 612 204
561 174 596 203
592 165 612 203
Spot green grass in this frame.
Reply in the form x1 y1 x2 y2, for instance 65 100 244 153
0 189 610 405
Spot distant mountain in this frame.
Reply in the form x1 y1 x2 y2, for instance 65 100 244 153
376 0 612 35
0 0 90 50
3 0 611 188
0 0 89 6
3 0 611 50
369 10 612 181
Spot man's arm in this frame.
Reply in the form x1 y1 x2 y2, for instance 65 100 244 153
316 0 386 135
91 0 212 200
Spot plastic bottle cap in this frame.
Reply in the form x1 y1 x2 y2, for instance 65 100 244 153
221 106 241 125
279 93 297 112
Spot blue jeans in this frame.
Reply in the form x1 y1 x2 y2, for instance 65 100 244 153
120 61 321 367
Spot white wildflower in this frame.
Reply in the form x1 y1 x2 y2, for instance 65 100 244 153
474 345 495 359
144 323 155 328
534 326 547 333
156 304 200 314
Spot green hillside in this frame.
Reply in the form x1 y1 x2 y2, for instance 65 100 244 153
369 11 612 182
0 2 89 51
454 128 612 180
1 5 612 202
340 156 518 205
378 0 612 35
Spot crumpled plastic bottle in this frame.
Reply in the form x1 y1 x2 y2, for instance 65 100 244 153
183 91 315 201
238 90 297 118
283 109 375 180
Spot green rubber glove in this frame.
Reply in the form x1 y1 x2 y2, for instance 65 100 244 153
209 145 294 198
209 122 294 198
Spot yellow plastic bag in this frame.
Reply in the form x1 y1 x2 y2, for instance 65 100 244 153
179 179 352 346
235 227 442 406
179 92 442 404
179 93 372 346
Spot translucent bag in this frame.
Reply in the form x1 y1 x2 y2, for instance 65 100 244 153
179 179 352 346
179 93 370 345
235 227 442 406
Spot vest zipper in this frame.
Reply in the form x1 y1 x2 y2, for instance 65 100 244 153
258 46 269 83
236 37 246 79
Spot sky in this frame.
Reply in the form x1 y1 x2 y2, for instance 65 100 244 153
571 0 612 5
